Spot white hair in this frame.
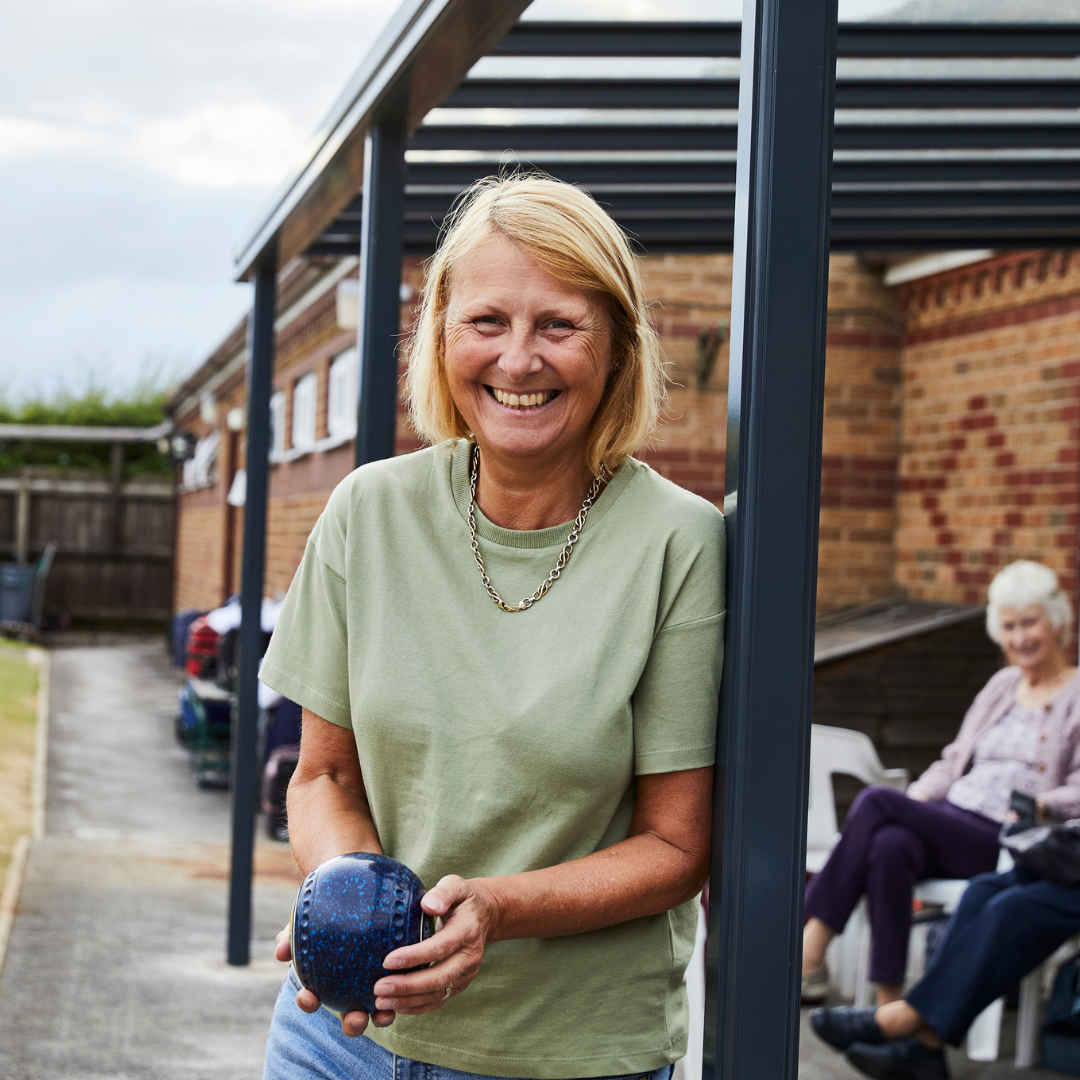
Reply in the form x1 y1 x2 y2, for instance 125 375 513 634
986 559 1073 644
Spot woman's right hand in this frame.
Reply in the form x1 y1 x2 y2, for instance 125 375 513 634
274 925 397 1036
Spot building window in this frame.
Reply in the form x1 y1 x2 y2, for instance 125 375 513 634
327 347 358 441
269 391 285 459
183 428 220 490
292 372 318 452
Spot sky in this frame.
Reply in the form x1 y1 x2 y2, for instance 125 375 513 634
0 0 963 402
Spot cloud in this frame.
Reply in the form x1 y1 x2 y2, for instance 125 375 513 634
0 115 93 160
136 102 306 189
0 102 305 189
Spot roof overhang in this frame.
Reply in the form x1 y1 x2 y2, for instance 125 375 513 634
236 13 1080 274
233 0 532 281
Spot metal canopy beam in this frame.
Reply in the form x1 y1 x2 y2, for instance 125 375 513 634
403 157 1080 187
243 15 1080 275
447 77 1080 112
233 0 532 279
492 20 1080 57
836 23 1080 57
304 176 1080 257
410 122 1080 154
705 0 837 1071
307 20 1080 257
491 21 741 57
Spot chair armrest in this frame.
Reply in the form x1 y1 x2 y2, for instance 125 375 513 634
882 768 909 791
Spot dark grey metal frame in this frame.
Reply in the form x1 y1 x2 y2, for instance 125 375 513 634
304 21 1080 256
228 251 277 966
355 112 408 470
706 0 837 1072
224 1 1074 1074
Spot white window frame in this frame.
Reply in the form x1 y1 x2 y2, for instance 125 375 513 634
291 372 318 453
269 391 286 460
327 347 359 442
183 428 220 490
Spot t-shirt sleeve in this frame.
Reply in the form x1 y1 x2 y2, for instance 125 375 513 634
632 509 726 775
259 481 353 729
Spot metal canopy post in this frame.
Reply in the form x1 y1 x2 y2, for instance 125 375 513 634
228 251 277 966
355 107 408 468
703 0 838 1073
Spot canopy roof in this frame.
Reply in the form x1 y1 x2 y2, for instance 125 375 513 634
277 20 1080 262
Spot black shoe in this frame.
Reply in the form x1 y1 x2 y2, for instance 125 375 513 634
845 1038 949 1080
809 1007 885 1052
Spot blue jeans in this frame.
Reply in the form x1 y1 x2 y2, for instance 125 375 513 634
264 970 677 1080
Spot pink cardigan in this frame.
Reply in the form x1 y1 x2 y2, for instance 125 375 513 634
907 666 1080 821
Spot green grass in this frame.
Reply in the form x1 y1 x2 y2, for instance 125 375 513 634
0 647 38 878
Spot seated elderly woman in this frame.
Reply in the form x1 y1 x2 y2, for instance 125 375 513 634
810 865 1080 1079
260 175 725 1080
802 559 1080 1007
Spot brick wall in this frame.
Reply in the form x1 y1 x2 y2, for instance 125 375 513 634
175 498 226 612
172 251 910 618
265 491 340 596
894 250 1080 626
818 255 902 612
638 251 903 612
638 253 731 505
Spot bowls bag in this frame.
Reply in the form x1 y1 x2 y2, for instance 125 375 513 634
290 851 433 1016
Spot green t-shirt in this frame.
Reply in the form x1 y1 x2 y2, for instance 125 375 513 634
261 440 725 1078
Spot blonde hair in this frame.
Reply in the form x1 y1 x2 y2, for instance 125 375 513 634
986 559 1073 644
404 174 665 475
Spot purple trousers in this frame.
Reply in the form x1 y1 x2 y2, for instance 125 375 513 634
804 786 1000 985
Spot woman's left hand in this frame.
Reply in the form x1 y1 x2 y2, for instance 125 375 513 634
372 875 501 1015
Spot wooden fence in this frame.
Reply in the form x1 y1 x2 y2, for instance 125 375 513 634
0 467 174 623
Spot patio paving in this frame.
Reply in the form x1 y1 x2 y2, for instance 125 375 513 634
798 1004 1063 1079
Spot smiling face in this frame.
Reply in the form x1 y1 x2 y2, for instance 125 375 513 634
999 603 1064 673
442 233 614 471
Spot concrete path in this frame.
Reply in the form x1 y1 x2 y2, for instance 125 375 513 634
0 642 299 1080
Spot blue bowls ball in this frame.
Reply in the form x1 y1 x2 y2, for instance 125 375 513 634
290 852 433 1016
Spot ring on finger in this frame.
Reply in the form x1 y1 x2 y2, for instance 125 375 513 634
442 981 455 1001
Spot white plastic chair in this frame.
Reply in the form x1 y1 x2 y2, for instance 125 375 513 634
807 725 910 871
806 733 1005 1061
807 725 909 996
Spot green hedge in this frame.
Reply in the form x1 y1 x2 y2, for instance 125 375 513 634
0 390 172 476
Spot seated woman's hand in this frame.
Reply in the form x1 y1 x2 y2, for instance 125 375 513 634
274 924 397 1036
372 874 500 1015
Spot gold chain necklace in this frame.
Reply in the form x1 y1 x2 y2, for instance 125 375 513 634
467 442 604 612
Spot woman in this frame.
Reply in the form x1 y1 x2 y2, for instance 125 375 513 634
810 865 1080 1080
259 175 726 1080
802 559 1080 1007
